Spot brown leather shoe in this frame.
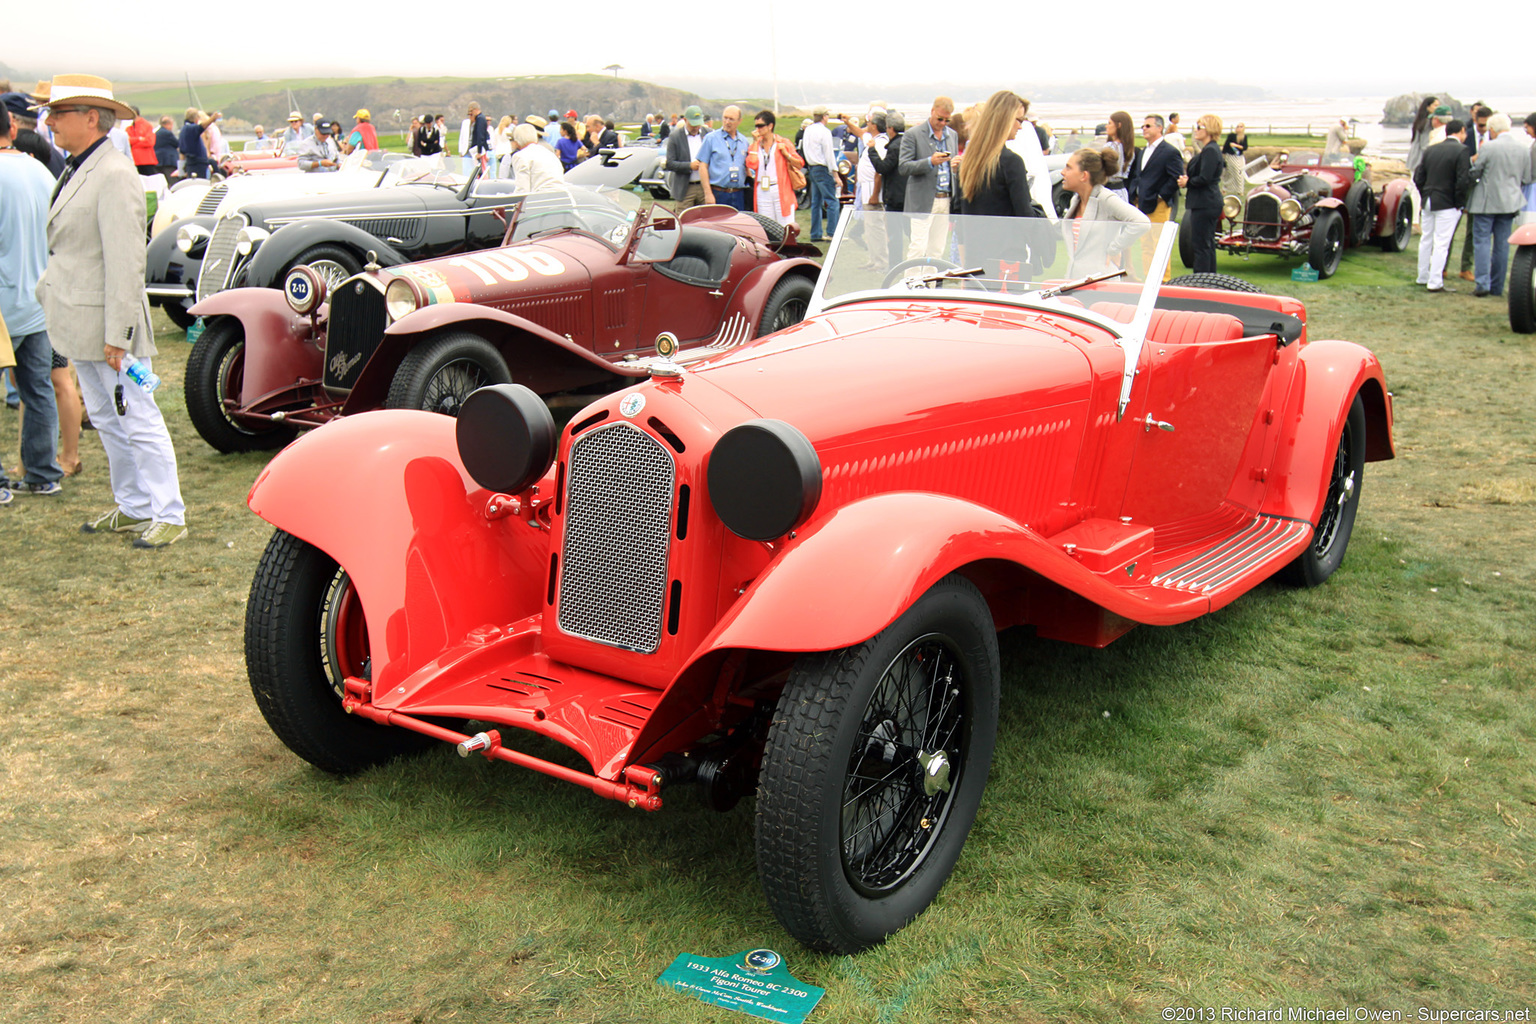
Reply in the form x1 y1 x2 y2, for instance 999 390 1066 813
1459 271 1475 282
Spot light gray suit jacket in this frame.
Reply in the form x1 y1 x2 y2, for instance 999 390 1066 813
1062 186 1151 277
38 142 155 363
1467 132 1534 216
898 122 959 214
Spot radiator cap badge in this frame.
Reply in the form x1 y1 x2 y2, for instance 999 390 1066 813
619 392 645 417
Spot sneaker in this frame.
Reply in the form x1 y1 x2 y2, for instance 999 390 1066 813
82 508 152 534
132 521 188 549
11 479 62 496
0 487 11 506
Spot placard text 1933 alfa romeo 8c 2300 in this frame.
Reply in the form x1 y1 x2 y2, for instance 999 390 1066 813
242 214 1392 953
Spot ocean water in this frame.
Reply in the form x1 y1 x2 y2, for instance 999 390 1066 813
830 96 1536 161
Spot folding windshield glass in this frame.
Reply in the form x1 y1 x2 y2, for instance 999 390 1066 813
814 210 1174 318
504 186 641 248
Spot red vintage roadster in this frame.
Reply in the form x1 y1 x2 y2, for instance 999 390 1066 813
185 187 820 452
243 214 1392 953
1212 158 1413 278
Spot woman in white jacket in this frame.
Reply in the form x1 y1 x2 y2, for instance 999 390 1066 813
492 115 514 177
1059 146 1150 278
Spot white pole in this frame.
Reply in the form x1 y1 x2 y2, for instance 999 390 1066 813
770 0 779 116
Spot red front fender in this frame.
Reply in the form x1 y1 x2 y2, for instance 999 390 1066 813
1510 223 1536 246
247 411 552 692
721 259 821 333
189 288 323 404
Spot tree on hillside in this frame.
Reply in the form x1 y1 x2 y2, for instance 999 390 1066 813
603 64 623 77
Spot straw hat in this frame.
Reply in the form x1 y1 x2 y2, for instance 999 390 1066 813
30 80 51 103
31 73 135 120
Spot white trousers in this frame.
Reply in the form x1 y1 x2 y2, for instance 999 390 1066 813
76 359 186 525
1417 206 1461 289
907 196 951 260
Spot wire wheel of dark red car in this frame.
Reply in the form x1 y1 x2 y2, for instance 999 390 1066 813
246 530 435 773
1377 195 1412 253
756 574 999 953
1308 210 1345 278
1281 394 1365 588
184 317 296 453
756 275 814 336
385 332 513 417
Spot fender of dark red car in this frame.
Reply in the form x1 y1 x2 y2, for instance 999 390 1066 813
188 288 324 403
1374 178 1413 235
1260 338 1393 526
720 258 822 328
247 410 551 693
244 219 412 289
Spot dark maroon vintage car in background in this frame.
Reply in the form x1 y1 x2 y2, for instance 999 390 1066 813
1211 159 1413 278
183 188 821 452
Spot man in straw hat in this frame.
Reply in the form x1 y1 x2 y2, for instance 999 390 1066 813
35 74 187 547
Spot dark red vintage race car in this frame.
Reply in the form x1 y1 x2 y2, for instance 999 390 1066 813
1211 159 1413 278
242 215 1392 952
185 187 820 452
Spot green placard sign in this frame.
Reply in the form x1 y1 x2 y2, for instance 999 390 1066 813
657 948 824 1024
1291 265 1320 282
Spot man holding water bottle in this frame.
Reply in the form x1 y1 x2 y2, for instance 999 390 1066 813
34 74 186 548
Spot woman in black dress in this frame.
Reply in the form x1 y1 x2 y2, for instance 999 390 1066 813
1178 114 1225 274
952 90 1041 282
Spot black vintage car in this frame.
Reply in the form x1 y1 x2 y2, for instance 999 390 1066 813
145 170 528 329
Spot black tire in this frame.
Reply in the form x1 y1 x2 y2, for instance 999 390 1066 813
1280 394 1365 588
183 316 295 453
882 256 960 289
1167 272 1265 294
744 210 788 244
755 574 1000 953
161 298 197 331
1508 245 1536 334
384 331 512 416
1178 216 1197 270
1052 183 1073 219
1307 210 1345 278
284 244 363 291
246 530 436 773
1376 194 1412 252
756 275 813 336
1344 181 1374 246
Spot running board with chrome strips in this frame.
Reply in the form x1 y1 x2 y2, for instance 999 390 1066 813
1150 515 1310 594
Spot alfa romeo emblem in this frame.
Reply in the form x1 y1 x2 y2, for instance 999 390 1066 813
619 392 646 417
742 949 781 972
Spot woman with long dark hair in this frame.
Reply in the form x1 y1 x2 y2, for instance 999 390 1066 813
1177 114 1225 273
1407 96 1438 175
1104 111 1136 202
555 121 583 170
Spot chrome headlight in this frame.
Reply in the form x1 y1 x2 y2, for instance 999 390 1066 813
384 277 421 322
235 226 270 256
284 265 326 315
1222 195 1242 220
837 157 853 177
176 223 211 255
1279 199 1302 223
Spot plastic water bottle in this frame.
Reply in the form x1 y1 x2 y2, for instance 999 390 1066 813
122 355 161 394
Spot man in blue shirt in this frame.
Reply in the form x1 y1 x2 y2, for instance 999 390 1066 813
696 106 752 211
178 107 211 179
0 103 63 499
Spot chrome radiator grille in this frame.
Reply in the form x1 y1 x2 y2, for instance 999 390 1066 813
1243 195 1281 241
196 215 245 302
557 424 676 653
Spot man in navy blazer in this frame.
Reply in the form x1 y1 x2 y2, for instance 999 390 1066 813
1130 114 1183 280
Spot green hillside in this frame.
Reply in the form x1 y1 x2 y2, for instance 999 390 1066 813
114 74 771 129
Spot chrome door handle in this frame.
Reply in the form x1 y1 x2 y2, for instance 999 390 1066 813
1143 415 1175 433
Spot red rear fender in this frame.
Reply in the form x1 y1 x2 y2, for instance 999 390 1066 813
1261 340 1393 525
248 411 553 692
1511 223 1536 246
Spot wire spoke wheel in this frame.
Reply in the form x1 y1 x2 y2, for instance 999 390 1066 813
421 359 491 416
756 574 999 953
841 634 966 894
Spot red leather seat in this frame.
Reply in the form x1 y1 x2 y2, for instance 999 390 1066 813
1089 303 1245 345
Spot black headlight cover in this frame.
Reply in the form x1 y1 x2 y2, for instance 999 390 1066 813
455 384 557 495
707 419 822 541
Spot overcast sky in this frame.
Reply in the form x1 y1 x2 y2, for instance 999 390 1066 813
8 0 1528 97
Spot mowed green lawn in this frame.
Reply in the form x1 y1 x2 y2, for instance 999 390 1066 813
0 224 1532 1023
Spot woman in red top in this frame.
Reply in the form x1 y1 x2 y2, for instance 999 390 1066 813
745 110 805 227
125 106 158 174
